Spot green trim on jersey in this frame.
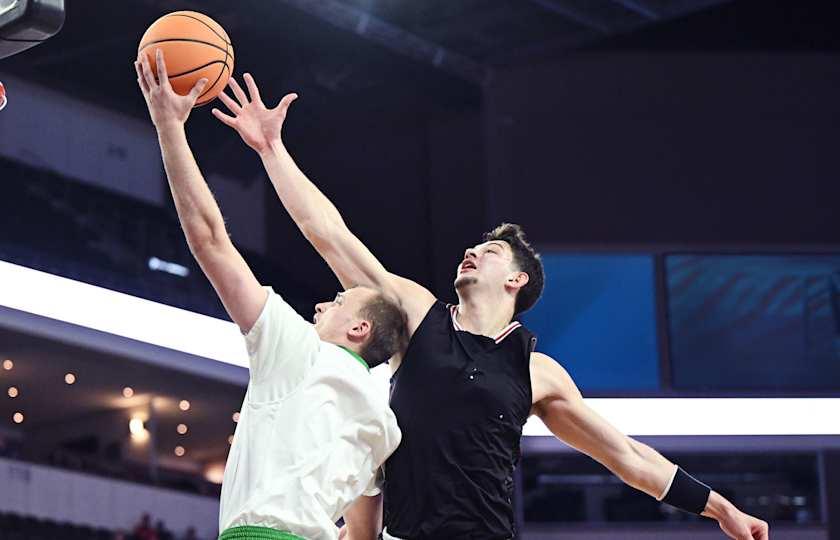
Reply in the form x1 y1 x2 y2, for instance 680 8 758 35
340 345 370 371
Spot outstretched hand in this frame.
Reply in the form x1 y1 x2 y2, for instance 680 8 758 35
135 49 207 130
716 507 770 540
212 73 297 154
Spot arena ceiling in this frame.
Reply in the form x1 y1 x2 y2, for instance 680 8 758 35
0 0 735 114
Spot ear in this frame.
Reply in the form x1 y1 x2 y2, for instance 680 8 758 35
505 271 529 292
347 319 372 342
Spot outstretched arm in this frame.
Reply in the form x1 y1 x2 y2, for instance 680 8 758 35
530 353 770 540
211 75 435 333
135 51 266 333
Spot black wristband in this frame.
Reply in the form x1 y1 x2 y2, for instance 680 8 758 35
662 467 712 515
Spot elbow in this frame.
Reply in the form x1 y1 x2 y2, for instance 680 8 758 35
185 224 229 257
300 215 344 249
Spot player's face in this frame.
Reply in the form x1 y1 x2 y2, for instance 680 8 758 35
454 240 516 290
313 287 374 340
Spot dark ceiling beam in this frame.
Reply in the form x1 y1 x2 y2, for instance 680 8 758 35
275 0 489 85
610 0 660 19
528 0 611 33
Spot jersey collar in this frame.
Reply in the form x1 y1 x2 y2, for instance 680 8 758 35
340 346 370 371
450 305 522 344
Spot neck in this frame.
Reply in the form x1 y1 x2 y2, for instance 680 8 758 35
455 289 516 337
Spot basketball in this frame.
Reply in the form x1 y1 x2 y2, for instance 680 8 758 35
138 11 233 107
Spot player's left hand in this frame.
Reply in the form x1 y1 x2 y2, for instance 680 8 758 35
211 72 297 155
716 507 770 540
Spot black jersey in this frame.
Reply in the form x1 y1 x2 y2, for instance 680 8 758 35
384 301 536 540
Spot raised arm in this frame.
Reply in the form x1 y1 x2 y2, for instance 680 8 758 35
135 51 266 333
530 353 770 540
211 74 435 333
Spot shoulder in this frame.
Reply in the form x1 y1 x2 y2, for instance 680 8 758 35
529 352 582 407
386 273 437 335
530 351 568 377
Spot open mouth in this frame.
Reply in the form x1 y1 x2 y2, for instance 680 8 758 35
459 261 477 273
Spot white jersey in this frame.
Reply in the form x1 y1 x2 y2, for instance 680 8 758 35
219 288 401 539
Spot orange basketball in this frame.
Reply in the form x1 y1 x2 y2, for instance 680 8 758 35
138 11 234 107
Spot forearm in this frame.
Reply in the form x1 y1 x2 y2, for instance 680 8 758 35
258 141 345 244
626 441 730 519
615 438 678 499
157 124 228 250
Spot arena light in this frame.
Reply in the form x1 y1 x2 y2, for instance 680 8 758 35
129 416 148 442
0 260 248 367
148 256 190 277
522 398 840 436
2 261 839 437
204 462 225 484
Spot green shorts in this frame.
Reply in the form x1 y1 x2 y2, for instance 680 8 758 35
219 526 306 540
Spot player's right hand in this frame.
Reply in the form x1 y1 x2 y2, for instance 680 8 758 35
135 48 207 130
716 507 770 540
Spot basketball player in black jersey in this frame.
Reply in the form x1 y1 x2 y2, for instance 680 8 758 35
213 75 770 540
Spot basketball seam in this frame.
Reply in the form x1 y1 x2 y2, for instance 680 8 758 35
139 38 230 59
196 63 229 106
168 13 232 48
196 34 233 104
168 60 229 80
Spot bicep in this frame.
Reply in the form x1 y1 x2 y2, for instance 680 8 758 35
533 357 633 471
533 355 676 497
191 238 267 333
539 395 633 471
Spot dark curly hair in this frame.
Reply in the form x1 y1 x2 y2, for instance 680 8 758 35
483 223 545 316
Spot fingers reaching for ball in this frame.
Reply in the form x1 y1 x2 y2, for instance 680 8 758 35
243 73 262 105
155 49 171 90
217 91 241 115
228 77 250 107
211 107 237 128
136 52 156 92
188 78 210 103
277 93 298 114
